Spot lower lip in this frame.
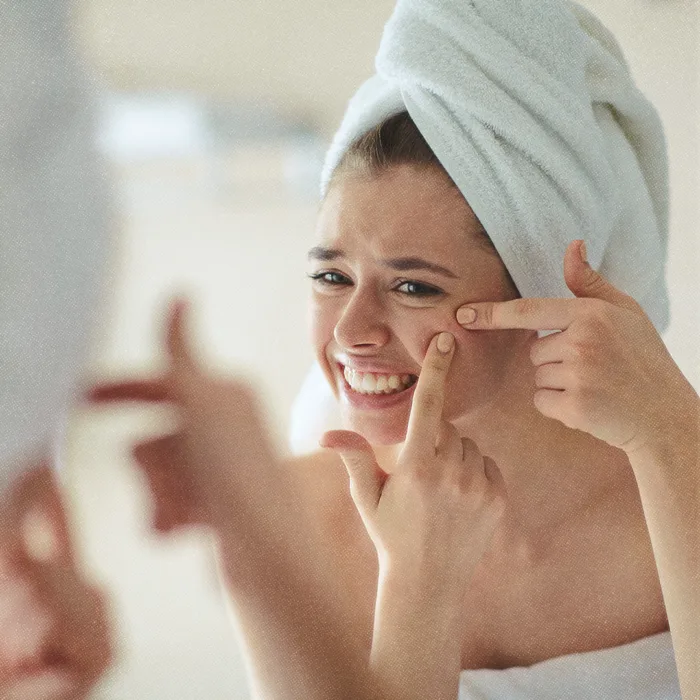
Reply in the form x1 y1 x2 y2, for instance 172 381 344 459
338 365 418 411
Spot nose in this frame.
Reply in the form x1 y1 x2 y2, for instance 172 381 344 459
333 285 391 350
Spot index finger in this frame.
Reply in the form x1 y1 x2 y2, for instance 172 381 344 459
458 298 582 331
84 378 173 405
403 332 455 458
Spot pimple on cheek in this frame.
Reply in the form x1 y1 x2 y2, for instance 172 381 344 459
425 314 477 347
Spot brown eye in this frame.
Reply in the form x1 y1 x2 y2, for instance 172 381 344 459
307 271 351 286
394 280 443 297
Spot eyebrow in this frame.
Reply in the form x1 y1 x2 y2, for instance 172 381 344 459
307 246 458 279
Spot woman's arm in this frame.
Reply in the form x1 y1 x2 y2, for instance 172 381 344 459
212 468 378 700
213 331 505 700
369 565 465 700
218 521 469 700
319 333 507 700
453 241 699 698
625 389 699 700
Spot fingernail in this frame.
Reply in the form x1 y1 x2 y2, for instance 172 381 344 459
579 240 588 263
457 307 477 325
22 508 59 564
437 332 454 353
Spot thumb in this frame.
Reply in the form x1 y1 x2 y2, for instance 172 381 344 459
564 240 641 313
164 296 202 395
320 431 387 517
166 297 196 367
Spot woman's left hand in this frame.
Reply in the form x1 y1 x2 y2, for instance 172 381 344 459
455 239 698 456
86 300 285 537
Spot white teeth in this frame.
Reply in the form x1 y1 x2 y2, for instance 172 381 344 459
342 367 416 395
361 374 376 392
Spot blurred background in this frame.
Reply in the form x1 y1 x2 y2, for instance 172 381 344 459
57 0 698 697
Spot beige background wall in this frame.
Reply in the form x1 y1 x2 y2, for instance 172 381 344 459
63 1 698 698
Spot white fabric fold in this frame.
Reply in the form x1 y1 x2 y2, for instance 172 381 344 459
458 630 680 699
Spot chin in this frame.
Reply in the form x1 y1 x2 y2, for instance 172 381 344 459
342 414 407 446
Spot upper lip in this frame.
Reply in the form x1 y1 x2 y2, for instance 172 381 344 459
336 360 419 376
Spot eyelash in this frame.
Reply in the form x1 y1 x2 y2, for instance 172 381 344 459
306 271 443 297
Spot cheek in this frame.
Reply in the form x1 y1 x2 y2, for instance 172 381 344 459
309 302 338 382
411 316 524 415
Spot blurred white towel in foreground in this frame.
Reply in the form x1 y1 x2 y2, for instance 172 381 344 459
0 0 111 491
458 630 679 699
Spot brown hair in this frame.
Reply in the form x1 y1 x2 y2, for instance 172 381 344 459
325 110 518 290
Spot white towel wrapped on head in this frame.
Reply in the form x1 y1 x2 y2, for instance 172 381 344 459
290 0 670 456
320 0 669 330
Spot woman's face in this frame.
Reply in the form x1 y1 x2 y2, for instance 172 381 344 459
308 164 530 445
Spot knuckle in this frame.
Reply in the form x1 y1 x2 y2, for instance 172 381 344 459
424 354 447 374
418 391 441 415
569 337 597 365
457 470 486 502
443 466 466 494
534 364 547 384
562 394 585 426
488 487 508 515
460 437 478 455
581 299 613 328
512 297 539 319
529 340 543 364
566 373 583 393
405 464 430 488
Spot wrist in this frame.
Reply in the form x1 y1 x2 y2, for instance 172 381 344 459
379 560 466 614
626 384 699 464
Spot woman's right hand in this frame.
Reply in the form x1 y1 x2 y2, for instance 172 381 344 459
320 331 508 594
0 465 112 700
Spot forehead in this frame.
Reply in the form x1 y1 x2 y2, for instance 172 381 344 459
315 165 483 261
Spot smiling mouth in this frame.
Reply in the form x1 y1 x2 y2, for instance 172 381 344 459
339 364 419 395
